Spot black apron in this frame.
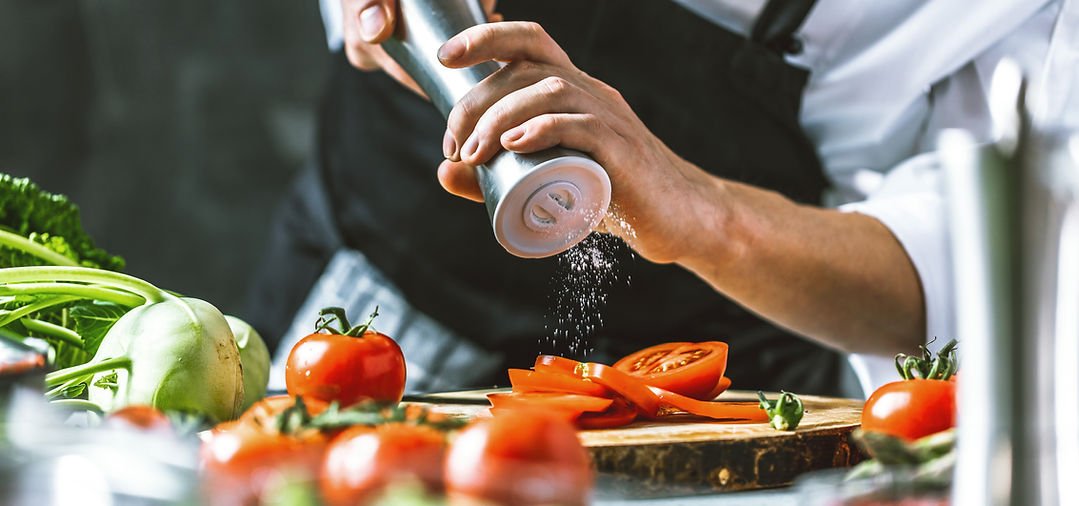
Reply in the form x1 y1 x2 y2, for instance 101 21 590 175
246 0 847 396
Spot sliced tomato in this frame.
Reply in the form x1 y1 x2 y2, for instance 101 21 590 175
508 368 611 397
576 397 638 430
534 355 583 375
580 363 661 417
649 386 768 422
487 392 613 420
703 377 733 400
614 342 729 400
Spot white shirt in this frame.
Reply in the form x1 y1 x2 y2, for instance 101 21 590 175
319 0 1078 396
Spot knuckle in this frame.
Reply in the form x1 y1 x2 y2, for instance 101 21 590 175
540 76 570 96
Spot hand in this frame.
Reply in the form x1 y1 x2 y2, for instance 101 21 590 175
435 21 721 264
340 0 501 97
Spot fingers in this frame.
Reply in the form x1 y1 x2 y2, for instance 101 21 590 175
437 22 572 69
499 113 614 159
452 74 597 165
437 160 485 202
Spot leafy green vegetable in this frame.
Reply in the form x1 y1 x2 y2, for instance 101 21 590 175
3 266 245 422
0 174 124 270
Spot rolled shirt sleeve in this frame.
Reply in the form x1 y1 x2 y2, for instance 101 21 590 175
838 152 955 397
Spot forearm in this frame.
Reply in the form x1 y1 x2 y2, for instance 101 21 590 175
677 177 925 356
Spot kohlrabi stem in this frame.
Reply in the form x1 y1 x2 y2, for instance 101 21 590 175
45 356 132 388
0 229 80 267
0 283 144 307
50 399 104 414
0 294 79 327
21 317 83 348
45 375 86 399
0 266 167 304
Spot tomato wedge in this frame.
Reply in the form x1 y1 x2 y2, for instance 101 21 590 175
648 386 768 422
487 392 613 420
508 368 611 397
614 342 729 400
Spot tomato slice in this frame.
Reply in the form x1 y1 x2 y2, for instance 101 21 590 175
613 342 729 400
580 363 661 417
508 368 611 397
648 386 768 422
534 355 583 375
576 397 638 430
487 392 614 419
703 376 732 400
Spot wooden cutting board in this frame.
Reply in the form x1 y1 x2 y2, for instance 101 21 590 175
405 389 866 495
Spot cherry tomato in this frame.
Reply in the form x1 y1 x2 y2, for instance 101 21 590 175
862 379 956 441
320 423 447 506
105 405 173 435
508 368 611 397
285 330 406 407
445 410 593 506
614 341 729 400
200 420 329 506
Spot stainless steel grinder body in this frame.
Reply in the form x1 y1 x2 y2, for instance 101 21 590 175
381 0 612 258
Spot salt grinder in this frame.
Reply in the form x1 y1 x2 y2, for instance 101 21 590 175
381 0 612 258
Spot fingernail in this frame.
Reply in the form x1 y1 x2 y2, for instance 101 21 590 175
437 37 465 62
502 127 524 144
461 135 479 160
359 4 386 41
442 130 457 159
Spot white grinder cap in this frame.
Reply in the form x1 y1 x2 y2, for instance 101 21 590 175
492 155 611 258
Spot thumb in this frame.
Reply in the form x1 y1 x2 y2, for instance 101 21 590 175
437 159 485 202
359 0 397 43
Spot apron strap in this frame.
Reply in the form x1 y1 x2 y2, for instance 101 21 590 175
751 0 819 54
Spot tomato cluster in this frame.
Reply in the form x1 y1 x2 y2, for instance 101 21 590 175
199 395 592 506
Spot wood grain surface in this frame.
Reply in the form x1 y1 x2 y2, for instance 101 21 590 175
406 389 867 495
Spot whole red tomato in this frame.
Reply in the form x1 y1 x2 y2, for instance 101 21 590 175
862 379 956 441
200 420 329 506
445 409 593 506
285 307 406 407
320 423 447 505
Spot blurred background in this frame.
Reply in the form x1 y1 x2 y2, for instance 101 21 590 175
0 0 328 316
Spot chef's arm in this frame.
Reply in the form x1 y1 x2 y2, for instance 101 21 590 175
670 176 926 356
433 21 927 357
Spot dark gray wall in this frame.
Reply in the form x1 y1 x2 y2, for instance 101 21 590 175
0 0 329 316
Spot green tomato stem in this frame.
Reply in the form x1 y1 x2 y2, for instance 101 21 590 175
50 399 105 414
20 317 83 349
0 266 167 304
45 355 132 387
0 229 80 267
